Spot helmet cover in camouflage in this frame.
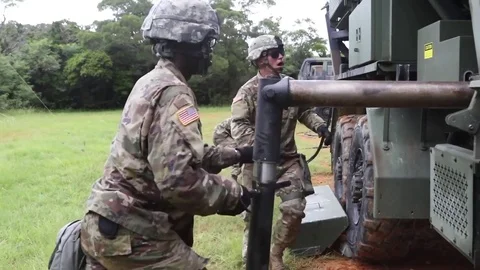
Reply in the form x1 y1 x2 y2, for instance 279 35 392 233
246 34 284 61
141 0 220 44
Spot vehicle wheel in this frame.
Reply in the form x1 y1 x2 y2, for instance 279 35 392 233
336 115 464 262
343 115 413 261
331 114 359 208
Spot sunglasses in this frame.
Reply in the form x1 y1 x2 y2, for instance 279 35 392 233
267 48 285 59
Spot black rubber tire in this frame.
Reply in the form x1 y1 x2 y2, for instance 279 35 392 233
343 115 414 260
341 115 458 262
331 115 359 208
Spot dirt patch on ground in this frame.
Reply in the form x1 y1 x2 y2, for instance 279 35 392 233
299 255 472 270
305 173 474 270
302 250 473 269
300 251 473 270
311 173 334 190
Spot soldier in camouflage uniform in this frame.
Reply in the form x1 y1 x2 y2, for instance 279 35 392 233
231 34 332 269
212 117 241 181
79 1 255 269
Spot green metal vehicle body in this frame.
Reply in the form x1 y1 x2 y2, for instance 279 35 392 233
298 57 335 120
322 0 480 267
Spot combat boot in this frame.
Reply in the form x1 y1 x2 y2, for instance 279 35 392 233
269 197 305 270
269 243 287 270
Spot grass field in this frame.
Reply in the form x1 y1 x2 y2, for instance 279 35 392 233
0 106 333 270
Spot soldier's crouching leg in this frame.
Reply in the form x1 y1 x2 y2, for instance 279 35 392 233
80 211 208 270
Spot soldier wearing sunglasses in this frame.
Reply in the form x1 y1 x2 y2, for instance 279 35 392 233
230 34 332 269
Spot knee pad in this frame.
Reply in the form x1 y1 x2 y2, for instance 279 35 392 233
278 197 306 219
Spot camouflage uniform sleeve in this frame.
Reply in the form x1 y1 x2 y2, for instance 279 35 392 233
212 118 233 146
213 118 236 148
230 91 255 146
148 87 242 216
202 144 240 172
207 118 239 173
297 107 327 132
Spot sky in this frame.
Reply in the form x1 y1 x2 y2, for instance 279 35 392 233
1 0 330 41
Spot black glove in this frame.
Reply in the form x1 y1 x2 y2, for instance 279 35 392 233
217 185 252 216
208 166 222 174
235 146 254 164
317 125 332 146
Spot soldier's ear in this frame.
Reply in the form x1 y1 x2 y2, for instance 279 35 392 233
259 56 269 66
254 58 263 67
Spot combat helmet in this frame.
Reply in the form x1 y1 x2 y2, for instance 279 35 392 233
141 0 220 45
140 0 221 74
246 34 284 62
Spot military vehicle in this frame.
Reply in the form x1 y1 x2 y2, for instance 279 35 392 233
244 0 480 269
298 57 335 122
298 57 334 81
324 0 479 266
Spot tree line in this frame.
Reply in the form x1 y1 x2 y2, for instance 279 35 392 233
0 0 328 111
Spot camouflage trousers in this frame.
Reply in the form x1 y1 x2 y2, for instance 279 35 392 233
80 212 208 270
239 157 307 265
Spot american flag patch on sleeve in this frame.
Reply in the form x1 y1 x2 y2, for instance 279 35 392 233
176 105 200 126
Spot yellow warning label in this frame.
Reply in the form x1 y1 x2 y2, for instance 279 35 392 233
424 42 433 59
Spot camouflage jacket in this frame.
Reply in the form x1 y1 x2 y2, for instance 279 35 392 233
213 117 236 148
85 58 243 240
230 72 326 159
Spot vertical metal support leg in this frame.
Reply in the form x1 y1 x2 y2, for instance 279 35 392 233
246 78 287 270
468 0 480 70
383 64 412 150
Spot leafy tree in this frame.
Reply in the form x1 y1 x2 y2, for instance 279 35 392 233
97 0 152 19
283 18 328 77
0 54 37 110
64 50 114 108
0 0 328 110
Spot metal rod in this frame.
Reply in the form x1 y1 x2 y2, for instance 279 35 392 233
247 78 284 270
288 80 473 108
325 5 343 76
246 163 278 270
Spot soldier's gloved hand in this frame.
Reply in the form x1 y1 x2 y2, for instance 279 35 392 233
217 185 252 216
208 166 222 174
235 146 254 164
317 125 332 146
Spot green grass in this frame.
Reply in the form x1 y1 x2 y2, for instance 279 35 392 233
0 106 332 270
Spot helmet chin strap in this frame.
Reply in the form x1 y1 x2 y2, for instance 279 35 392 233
175 40 213 76
196 55 211 76
261 58 281 78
